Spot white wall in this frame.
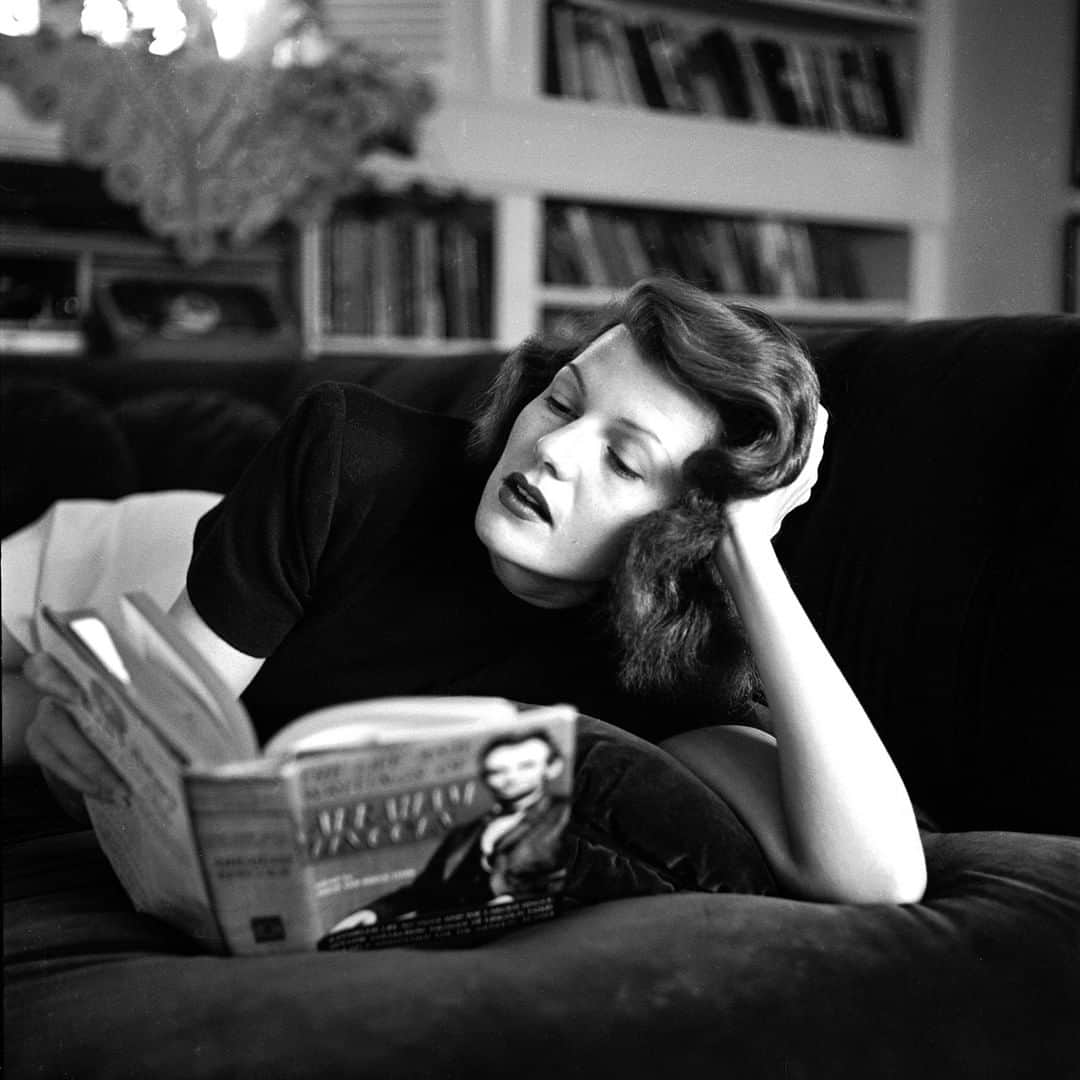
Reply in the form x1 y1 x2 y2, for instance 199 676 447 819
946 0 1080 315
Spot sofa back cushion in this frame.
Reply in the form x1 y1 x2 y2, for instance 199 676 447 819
5 318 1076 834
1 377 137 537
783 316 1079 833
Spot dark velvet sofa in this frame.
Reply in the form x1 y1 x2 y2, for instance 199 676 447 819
3 314 1079 1078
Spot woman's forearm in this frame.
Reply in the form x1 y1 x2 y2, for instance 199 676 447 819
717 528 926 903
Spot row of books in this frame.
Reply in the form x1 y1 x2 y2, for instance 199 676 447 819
545 0 912 139
545 202 874 301
324 197 493 340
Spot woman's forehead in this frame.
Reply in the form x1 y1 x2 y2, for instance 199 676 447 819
570 326 719 449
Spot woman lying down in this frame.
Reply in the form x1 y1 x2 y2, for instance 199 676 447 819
6 276 926 906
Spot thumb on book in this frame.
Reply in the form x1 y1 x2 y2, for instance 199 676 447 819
23 651 85 705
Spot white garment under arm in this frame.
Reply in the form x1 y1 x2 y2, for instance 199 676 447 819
1 490 222 656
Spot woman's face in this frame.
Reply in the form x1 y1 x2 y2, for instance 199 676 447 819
474 325 718 606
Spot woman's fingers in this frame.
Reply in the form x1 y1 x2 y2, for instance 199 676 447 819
23 653 130 810
22 652 86 705
24 697 129 804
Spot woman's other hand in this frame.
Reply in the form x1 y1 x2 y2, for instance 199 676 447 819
721 404 829 545
22 652 129 818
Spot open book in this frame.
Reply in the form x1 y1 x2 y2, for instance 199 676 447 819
37 593 578 955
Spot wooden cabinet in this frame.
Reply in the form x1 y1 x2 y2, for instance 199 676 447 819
0 217 296 361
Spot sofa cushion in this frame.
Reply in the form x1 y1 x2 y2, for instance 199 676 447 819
110 390 279 493
275 350 505 419
5 766 1077 1080
0 377 137 538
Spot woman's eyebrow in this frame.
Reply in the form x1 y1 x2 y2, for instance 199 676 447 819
566 363 668 455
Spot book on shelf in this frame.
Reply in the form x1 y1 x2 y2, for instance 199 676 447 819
694 26 756 121
622 19 670 109
37 592 577 955
641 19 700 113
544 204 589 286
413 215 445 340
704 218 751 295
542 0 912 139
575 5 630 104
750 37 802 127
325 203 383 337
546 0 586 100
807 224 867 300
562 203 612 286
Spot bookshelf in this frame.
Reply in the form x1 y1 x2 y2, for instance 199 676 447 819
1 0 952 353
301 0 951 351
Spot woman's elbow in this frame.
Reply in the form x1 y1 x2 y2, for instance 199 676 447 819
849 858 927 905
885 855 928 905
786 850 927 906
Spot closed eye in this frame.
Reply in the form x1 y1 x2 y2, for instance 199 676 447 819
544 394 575 418
606 447 641 480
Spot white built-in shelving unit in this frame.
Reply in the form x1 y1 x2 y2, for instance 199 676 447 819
308 0 954 352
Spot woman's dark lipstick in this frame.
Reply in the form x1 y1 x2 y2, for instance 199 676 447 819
499 472 552 524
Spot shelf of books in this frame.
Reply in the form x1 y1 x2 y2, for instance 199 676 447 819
543 0 917 142
302 186 496 355
542 197 908 326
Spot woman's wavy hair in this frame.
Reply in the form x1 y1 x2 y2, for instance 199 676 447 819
469 275 820 703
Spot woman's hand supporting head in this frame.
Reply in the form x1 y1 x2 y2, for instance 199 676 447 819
718 403 829 551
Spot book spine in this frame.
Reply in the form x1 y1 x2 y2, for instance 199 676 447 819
705 217 750 295
395 206 419 338
811 44 851 133
549 1 585 100
869 45 907 138
642 20 696 112
588 208 636 286
611 215 654 282
370 214 395 338
750 36 801 126
458 214 483 339
698 26 755 120
440 215 473 339
414 215 444 339
623 20 669 109
563 203 611 286
545 203 588 285
576 5 626 105
599 8 646 108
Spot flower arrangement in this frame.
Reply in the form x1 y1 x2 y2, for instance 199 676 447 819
0 1 435 263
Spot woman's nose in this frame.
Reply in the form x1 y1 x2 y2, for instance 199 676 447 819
535 422 583 480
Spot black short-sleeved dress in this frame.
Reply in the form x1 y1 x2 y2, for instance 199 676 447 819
187 382 743 746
